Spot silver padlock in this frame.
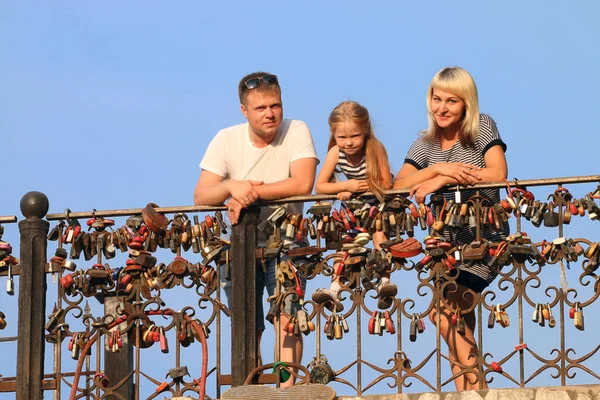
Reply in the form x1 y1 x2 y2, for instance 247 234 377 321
6 264 14 295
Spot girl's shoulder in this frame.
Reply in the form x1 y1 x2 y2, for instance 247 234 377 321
324 145 341 163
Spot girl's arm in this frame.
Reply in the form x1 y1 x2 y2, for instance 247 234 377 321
316 146 369 194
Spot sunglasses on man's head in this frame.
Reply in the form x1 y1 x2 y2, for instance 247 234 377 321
244 74 279 90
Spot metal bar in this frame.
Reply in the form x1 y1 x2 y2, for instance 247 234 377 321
0 336 18 342
230 207 259 387
256 175 600 205
0 216 17 223
44 176 600 222
46 204 227 221
16 191 50 400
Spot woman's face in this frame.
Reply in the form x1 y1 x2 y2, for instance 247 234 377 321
430 89 465 130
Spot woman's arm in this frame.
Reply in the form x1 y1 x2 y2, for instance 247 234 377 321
407 145 507 203
393 163 438 189
379 160 393 190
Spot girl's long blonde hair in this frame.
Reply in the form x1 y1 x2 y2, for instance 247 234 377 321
423 66 480 146
328 101 391 202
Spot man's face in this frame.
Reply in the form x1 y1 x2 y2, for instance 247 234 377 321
241 89 283 139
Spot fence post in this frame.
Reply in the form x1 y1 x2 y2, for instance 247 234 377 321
16 191 49 399
230 207 259 387
102 295 134 398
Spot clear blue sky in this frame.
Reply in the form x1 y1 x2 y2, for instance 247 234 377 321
1 2 600 398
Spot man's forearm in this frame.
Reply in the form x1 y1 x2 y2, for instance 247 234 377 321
194 181 231 206
255 177 312 200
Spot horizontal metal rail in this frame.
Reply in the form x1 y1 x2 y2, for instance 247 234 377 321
0 216 17 223
45 175 600 221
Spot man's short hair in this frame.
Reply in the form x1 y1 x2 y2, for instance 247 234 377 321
238 71 281 104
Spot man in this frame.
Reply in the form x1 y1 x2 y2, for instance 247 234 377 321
194 72 318 385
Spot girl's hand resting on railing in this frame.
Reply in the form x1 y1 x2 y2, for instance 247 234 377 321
345 179 370 193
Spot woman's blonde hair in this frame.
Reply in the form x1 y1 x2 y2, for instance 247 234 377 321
328 101 391 202
423 67 480 146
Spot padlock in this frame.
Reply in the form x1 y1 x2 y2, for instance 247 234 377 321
0 311 6 330
546 303 556 328
488 306 496 329
339 313 349 333
417 314 426 333
325 315 335 340
368 311 377 335
456 317 466 335
334 315 343 340
309 356 335 385
384 311 395 334
574 303 584 331
373 312 382 336
531 304 539 323
409 315 417 342
159 327 169 353
6 264 14 295
296 309 310 335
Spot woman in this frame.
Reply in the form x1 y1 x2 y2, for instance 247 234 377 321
393 66 509 390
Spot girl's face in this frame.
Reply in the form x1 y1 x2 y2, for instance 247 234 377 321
430 89 465 130
333 120 365 157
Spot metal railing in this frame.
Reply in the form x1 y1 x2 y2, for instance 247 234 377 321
0 175 599 399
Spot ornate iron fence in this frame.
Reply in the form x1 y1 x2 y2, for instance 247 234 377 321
0 176 599 399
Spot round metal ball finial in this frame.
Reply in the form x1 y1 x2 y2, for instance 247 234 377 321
20 191 49 219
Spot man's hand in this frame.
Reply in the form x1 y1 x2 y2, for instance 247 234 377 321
345 179 370 193
227 180 263 207
226 198 244 225
409 176 447 204
434 162 481 186
337 191 353 201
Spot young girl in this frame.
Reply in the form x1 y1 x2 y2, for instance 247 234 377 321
394 67 509 391
312 101 395 311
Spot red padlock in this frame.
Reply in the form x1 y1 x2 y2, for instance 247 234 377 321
60 274 75 289
490 361 503 373
514 343 527 351
569 307 575 319
385 311 396 334
138 225 148 236
346 207 356 224
121 274 132 285
368 311 377 335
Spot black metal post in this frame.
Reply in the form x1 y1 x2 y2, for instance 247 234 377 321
230 208 259 387
103 295 134 398
16 191 49 400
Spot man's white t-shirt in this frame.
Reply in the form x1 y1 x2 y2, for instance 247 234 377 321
200 119 319 235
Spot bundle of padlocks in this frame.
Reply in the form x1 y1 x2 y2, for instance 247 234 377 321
0 224 18 330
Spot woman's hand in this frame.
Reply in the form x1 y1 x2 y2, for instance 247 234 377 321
434 162 481 185
409 176 447 204
337 191 353 201
345 179 370 193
